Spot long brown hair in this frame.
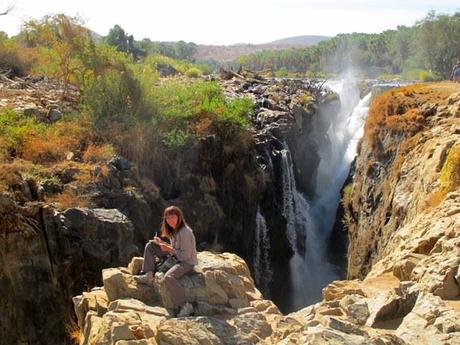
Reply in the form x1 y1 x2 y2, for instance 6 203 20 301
160 206 186 238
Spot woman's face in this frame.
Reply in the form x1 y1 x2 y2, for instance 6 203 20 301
166 213 179 229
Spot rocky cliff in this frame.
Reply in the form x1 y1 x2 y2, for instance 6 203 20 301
0 72 338 344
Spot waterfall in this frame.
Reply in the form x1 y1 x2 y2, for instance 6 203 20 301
253 207 272 295
282 78 372 311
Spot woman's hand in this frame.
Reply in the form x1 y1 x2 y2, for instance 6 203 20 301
153 235 175 253
160 242 175 254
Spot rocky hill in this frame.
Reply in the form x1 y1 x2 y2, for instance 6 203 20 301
72 83 460 344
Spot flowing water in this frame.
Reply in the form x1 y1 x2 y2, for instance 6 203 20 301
253 206 272 294
283 77 372 310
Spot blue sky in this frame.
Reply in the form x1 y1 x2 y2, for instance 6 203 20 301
0 0 459 44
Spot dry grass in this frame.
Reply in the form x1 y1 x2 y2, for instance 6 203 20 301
0 165 24 191
190 115 214 137
21 121 89 164
65 320 81 345
83 143 114 163
440 144 460 192
46 188 89 209
423 144 460 211
364 84 430 151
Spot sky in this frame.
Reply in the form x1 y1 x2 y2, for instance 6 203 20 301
0 0 459 45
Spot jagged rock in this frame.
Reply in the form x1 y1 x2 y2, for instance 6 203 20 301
73 287 109 328
395 292 460 344
76 251 281 345
62 208 138 264
339 294 369 325
392 253 426 280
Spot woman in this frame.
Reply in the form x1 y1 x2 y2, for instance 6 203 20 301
135 206 198 317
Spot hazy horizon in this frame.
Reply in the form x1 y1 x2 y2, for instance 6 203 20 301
0 0 459 45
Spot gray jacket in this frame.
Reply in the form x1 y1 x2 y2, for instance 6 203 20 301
170 225 198 266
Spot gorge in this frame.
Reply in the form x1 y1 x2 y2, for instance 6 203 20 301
1 71 459 345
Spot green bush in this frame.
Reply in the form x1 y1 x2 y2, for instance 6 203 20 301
151 79 252 129
146 54 202 75
220 97 253 127
0 109 46 158
185 67 202 78
402 68 442 81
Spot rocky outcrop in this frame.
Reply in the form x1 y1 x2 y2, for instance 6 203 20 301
74 252 281 345
0 200 140 345
75 249 460 344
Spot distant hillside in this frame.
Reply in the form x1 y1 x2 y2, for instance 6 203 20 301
268 35 330 46
194 35 330 62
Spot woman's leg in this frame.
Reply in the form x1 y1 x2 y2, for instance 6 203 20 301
141 241 168 273
164 262 194 308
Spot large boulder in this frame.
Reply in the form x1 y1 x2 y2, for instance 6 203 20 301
74 251 280 345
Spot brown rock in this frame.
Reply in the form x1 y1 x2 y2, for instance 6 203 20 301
323 280 366 301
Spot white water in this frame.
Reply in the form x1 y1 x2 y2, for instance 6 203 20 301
284 78 372 310
253 207 272 295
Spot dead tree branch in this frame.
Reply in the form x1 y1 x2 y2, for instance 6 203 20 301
0 4 14 16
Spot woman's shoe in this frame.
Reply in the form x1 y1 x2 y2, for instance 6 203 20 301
134 271 154 286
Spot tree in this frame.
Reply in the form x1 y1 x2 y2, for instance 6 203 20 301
106 24 128 52
21 14 91 98
417 11 460 78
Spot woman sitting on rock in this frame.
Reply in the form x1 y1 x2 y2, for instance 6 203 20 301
135 205 198 317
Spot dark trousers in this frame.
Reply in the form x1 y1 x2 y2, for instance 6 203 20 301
141 241 194 308
141 241 168 273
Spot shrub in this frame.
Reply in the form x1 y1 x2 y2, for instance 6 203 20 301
0 109 46 158
146 54 202 75
298 92 313 106
22 119 89 163
185 67 202 78
161 129 192 149
219 97 253 127
152 79 253 129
